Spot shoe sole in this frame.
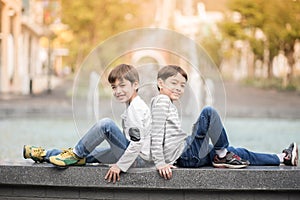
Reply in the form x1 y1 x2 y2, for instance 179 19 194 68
291 142 298 166
23 145 35 161
212 163 248 169
23 145 27 159
49 157 86 167
50 162 85 168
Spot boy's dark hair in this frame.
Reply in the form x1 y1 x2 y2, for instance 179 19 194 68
108 64 139 84
157 65 188 91
157 65 188 81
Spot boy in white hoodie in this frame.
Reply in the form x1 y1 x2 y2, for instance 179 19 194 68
24 64 152 183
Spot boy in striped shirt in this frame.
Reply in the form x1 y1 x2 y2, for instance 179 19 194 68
150 65 298 180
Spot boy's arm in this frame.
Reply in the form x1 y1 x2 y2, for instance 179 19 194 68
151 96 170 168
116 107 150 172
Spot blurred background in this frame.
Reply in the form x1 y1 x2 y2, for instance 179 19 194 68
0 0 300 164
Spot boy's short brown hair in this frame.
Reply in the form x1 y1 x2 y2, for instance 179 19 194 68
108 64 139 84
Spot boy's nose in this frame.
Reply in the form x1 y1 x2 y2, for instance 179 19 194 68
175 85 181 91
115 87 122 93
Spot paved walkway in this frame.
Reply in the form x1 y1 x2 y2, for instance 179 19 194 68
0 78 73 118
224 81 300 119
0 79 300 119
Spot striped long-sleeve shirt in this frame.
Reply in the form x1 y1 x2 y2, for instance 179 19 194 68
150 94 187 168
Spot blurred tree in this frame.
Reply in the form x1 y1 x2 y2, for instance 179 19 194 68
220 0 300 81
199 34 223 67
60 0 153 71
264 0 300 79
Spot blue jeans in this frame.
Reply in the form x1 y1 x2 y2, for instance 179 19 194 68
45 118 130 164
177 106 280 167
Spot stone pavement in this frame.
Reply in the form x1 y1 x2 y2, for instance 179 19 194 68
0 163 299 200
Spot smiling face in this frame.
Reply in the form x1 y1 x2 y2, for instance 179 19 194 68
111 78 138 104
158 72 186 101
108 64 140 105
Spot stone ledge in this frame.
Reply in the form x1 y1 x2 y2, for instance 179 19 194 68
0 163 299 191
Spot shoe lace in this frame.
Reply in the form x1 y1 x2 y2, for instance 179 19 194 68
282 149 291 159
232 154 241 161
60 148 75 158
284 152 291 160
32 147 44 157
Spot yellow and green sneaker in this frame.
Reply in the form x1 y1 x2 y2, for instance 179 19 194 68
23 145 46 163
49 148 86 167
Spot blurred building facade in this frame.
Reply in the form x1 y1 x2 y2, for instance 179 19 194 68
0 0 67 95
0 0 23 94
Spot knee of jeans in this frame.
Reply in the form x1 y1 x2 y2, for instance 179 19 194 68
198 111 210 135
202 106 220 123
100 118 113 124
97 118 114 130
202 106 212 114
202 106 218 117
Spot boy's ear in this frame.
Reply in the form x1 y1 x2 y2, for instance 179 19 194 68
133 81 139 90
157 78 163 90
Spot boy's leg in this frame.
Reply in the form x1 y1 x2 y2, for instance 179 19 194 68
86 147 119 164
177 140 212 167
197 106 229 151
227 146 280 165
178 106 248 168
188 106 229 157
50 118 129 166
178 106 229 167
74 118 129 158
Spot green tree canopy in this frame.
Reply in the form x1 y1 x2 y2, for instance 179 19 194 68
221 0 300 75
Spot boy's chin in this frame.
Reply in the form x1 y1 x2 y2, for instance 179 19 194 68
118 99 127 103
115 97 127 103
171 97 180 101
119 98 133 104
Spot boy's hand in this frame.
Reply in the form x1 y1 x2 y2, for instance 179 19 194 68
105 164 121 183
157 164 177 180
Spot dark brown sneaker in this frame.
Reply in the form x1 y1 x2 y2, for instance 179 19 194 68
282 142 298 166
212 152 250 169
